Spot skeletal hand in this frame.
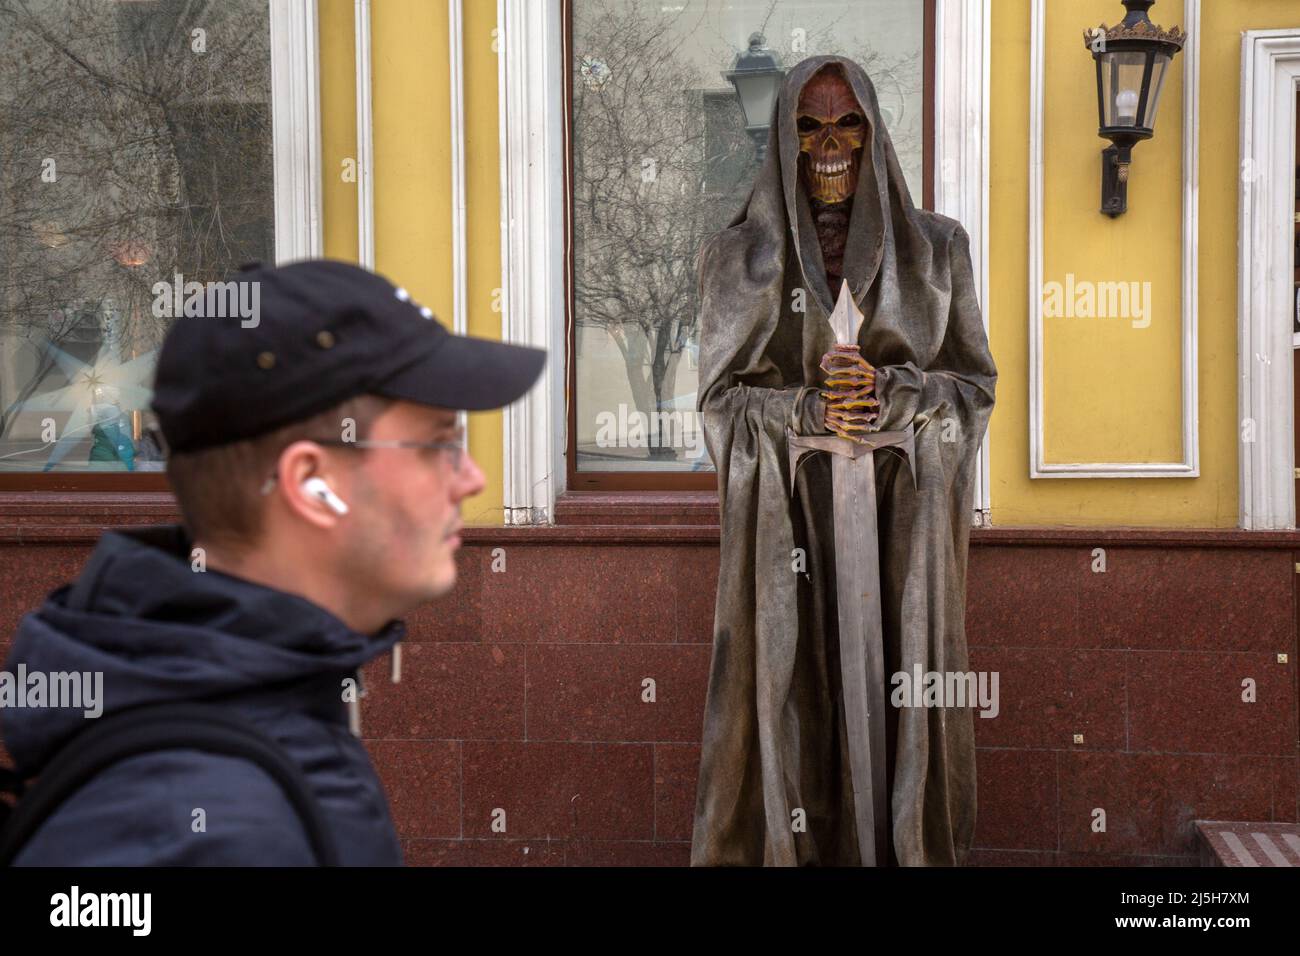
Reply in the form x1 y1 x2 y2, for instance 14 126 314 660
819 344 878 442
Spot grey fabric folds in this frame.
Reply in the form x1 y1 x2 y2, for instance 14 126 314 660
690 55 997 866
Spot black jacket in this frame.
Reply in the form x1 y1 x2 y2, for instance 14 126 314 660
2 525 403 865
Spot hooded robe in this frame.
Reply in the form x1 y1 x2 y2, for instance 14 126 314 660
690 56 996 867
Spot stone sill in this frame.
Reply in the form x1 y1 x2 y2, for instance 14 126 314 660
3 490 1300 548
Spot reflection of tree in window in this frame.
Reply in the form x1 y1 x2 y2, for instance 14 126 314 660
0 0 272 472
571 0 924 473
573 1 721 466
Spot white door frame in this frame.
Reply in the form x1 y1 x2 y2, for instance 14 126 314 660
496 0 992 524
1238 30 1300 530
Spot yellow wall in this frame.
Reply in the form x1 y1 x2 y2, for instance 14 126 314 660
319 0 359 262
318 0 505 525
990 0 1300 527
460 0 508 526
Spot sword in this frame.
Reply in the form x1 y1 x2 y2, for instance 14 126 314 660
786 281 915 867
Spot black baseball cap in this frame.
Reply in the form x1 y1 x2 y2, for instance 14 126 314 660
151 259 546 454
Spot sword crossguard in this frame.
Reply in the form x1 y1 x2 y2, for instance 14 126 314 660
785 425 916 496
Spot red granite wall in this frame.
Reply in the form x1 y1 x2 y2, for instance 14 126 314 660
964 534 1299 865
3 520 1298 866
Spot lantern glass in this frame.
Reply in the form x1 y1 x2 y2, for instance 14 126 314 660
1100 50 1148 128
1142 52 1171 127
732 71 780 130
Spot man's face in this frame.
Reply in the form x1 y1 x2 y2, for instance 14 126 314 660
335 401 484 611
796 66 867 204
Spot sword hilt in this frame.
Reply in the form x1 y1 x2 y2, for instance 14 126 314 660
785 425 916 496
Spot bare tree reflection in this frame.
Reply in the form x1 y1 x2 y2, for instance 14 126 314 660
0 0 273 467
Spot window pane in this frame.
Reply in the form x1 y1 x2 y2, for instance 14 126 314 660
1101 51 1147 127
571 0 927 474
0 0 273 474
1142 53 1169 129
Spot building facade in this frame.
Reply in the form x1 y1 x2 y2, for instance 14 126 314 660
2 0 1299 865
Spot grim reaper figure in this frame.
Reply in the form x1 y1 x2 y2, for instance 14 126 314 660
691 56 996 866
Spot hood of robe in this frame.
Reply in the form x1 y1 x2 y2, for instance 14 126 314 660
698 54 961 405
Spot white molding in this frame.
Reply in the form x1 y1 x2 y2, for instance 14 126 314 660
269 0 323 262
450 1 469 447
1238 30 1300 530
1028 0 1047 476
497 0 565 524
354 0 375 269
1028 0 1200 479
449 0 468 336
935 0 992 524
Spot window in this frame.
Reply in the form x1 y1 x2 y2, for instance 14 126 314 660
565 0 935 491
0 0 300 490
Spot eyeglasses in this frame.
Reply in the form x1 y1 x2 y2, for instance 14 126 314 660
258 432 467 496
312 437 466 473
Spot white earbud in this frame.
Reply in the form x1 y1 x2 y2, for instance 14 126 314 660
301 476 349 516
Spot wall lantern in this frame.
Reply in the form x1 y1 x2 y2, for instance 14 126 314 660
723 33 785 162
1083 0 1186 217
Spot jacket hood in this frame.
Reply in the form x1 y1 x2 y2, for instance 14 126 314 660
2 524 403 774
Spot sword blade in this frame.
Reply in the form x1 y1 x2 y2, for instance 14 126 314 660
831 450 890 868
786 426 911 866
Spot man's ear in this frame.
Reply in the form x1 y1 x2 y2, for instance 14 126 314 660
273 441 346 529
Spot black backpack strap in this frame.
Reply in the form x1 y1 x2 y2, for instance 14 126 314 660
0 701 340 867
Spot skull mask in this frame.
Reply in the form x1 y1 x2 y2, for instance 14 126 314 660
796 65 867 205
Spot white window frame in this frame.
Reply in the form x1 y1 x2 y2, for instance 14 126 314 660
1238 29 1300 530
270 0 324 263
1027 0 1201 480
497 0 992 524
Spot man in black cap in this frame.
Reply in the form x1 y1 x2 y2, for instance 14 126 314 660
0 260 545 865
